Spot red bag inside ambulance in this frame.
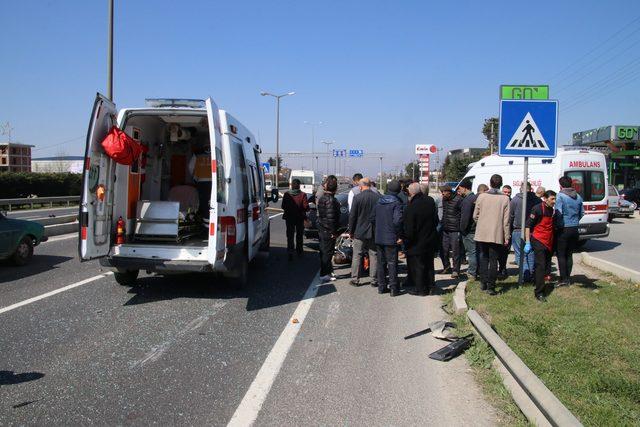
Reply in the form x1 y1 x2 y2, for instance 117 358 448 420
101 126 148 165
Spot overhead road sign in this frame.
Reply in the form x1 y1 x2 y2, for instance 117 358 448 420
499 100 558 158
500 85 549 100
332 149 347 157
349 149 364 157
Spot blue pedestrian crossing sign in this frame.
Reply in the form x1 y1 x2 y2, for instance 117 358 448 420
499 100 558 158
261 162 270 173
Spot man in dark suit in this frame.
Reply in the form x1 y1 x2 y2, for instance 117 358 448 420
348 177 381 287
403 182 439 296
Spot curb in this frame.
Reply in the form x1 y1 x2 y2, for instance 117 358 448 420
44 222 78 237
452 280 468 313
580 252 640 283
468 310 582 427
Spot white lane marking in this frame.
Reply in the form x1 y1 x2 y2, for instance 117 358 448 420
130 301 228 369
268 212 283 220
43 233 77 243
0 272 113 315
227 272 321 427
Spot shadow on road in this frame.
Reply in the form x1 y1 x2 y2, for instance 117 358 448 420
121 247 330 312
0 370 45 386
583 240 621 252
0 255 73 284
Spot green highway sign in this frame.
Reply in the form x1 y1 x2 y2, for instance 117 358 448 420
500 85 549 100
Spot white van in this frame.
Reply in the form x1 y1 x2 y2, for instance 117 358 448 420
79 95 270 286
461 147 609 241
289 170 322 195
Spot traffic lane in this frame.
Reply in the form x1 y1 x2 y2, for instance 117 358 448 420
0 217 324 425
0 236 103 309
6 207 78 220
583 214 639 270
257 268 496 425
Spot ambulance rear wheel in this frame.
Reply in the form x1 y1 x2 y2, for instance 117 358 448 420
114 269 139 286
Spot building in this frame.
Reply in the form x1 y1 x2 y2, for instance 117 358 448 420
572 125 639 188
0 142 34 172
31 156 84 173
446 147 486 160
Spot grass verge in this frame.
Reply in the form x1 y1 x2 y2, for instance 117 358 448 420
465 272 640 426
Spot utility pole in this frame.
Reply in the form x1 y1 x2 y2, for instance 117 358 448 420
261 91 295 187
321 140 333 176
304 121 322 171
379 156 383 189
107 0 114 100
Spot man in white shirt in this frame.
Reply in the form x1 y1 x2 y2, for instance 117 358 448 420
347 173 363 211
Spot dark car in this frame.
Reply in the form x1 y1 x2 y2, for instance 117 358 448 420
620 188 640 209
0 212 48 265
304 192 350 238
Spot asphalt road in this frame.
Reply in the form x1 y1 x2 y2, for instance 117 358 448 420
0 211 495 425
5 207 78 220
584 212 640 270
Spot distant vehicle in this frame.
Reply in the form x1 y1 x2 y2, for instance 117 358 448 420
618 198 636 217
304 192 350 238
607 185 620 221
289 170 322 195
79 95 270 287
265 179 273 193
620 187 640 208
0 212 47 265
460 148 609 241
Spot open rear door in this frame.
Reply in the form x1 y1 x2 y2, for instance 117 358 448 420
79 93 117 260
205 98 222 265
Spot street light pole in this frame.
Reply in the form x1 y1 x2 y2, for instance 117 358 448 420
261 91 295 187
304 121 322 171
107 0 114 101
321 140 333 176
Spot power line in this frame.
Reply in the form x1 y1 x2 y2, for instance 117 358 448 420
31 135 85 151
562 66 640 112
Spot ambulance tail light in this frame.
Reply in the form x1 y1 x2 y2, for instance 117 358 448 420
220 216 236 246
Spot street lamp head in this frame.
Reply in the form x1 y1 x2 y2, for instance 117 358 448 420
287 91 296 96
260 91 269 96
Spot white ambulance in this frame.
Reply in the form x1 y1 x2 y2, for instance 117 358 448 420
461 147 609 242
79 95 270 286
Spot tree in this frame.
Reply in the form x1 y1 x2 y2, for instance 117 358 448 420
267 155 284 167
403 160 420 180
482 117 499 153
442 154 482 182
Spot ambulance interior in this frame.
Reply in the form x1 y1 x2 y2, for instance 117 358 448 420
115 112 216 246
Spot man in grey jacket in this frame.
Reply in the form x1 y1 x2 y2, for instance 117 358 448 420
348 178 380 287
510 182 539 282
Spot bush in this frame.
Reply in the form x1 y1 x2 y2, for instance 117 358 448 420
0 172 82 198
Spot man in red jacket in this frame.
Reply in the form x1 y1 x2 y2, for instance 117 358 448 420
282 179 309 260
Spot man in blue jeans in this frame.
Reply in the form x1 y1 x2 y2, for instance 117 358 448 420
370 180 404 297
510 182 539 282
555 176 584 287
457 178 478 279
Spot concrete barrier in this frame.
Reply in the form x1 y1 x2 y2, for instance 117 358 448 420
468 310 582 427
452 280 468 314
35 214 78 226
44 222 79 237
580 252 640 283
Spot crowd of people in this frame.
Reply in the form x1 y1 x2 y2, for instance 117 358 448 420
281 172 584 303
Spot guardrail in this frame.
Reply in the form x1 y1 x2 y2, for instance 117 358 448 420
0 196 80 211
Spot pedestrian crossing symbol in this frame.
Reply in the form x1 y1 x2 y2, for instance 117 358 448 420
506 113 548 150
499 99 558 158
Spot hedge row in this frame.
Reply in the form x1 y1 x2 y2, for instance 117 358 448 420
0 172 82 198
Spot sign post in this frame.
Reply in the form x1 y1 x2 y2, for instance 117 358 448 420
499 99 558 284
415 144 436 184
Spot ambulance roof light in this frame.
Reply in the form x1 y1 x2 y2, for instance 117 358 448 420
145 99 205 108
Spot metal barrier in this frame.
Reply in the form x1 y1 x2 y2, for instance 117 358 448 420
0 196 80 211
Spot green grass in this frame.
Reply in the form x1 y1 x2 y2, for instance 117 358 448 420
465 274 640 427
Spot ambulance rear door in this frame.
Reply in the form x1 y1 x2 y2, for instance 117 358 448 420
79 93 117 260
205 98 222 265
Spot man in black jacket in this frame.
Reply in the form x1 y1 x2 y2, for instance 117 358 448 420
371 180 403 296
440 185 463 278
457 178 478 279
317 175 341 283
403 182 438 296
348 177 381 287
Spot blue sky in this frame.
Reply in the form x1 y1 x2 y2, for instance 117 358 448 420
2 0 640 175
